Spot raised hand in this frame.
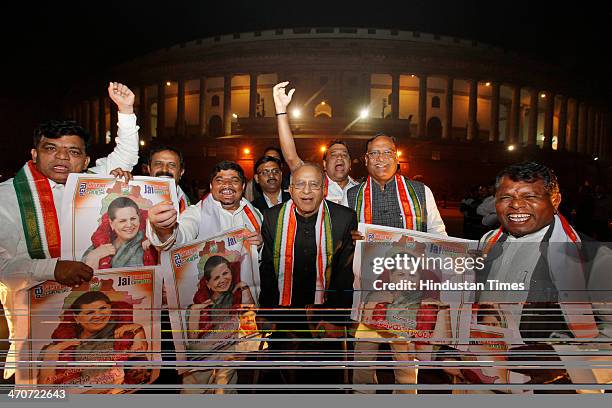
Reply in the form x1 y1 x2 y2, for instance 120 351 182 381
108 82 135 114
272 82 295 114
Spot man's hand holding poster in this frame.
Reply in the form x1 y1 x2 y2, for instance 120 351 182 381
20 267 161 393
352 223 480 344
60 174 178 269
160 228 259 372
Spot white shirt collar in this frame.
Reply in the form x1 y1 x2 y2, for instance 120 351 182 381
263 190 283 207
507 225 549 242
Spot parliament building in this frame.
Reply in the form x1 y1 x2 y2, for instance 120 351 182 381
65 27 610 197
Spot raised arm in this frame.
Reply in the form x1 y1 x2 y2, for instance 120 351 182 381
89 82 140 174
272 82 303 172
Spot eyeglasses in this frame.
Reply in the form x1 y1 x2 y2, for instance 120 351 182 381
366 150 397 160
291 180 323 191
257 168 281 177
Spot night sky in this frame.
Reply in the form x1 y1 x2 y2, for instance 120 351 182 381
0 0 610 173
1 0 610 99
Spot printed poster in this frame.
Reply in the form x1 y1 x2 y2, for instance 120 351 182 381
161 228 259 371
60 174 178 268
20 267 161 393
352 223 479 343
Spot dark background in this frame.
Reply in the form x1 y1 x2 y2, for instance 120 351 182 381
0 0 610 174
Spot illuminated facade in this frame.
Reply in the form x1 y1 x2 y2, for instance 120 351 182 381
66 28 610 191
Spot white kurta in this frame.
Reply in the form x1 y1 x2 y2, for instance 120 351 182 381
0 112 140 379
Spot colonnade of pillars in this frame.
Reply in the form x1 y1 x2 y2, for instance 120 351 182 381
71 73 608 159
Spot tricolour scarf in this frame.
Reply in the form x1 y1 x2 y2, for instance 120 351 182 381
481 214 599 338
354 174 425 231
13 160 61 259
197 194 261 240
273 199 333 306
177 186 190 214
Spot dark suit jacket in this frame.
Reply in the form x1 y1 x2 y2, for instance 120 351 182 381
250 191 291 214
258 200 357 324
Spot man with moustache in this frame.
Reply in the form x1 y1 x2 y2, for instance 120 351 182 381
147 161 262 288
143 145 190 213
0 82 140 381
147 160 264 392
258 163 357 389
347 133 447 393
477 162 612 389
141 144 190 392
244 146 290 202
250 155 291 213
273 82 358 205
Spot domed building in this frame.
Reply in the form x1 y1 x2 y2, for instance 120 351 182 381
66 27 610 196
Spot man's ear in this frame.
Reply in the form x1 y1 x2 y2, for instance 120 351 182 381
31 148 38 164
180 168 185 178
254 174 260 185
552 191 562 211
142 163 150 175
83 156 90 171
322 160 327 172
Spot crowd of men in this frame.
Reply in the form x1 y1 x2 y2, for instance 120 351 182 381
0 81 610 393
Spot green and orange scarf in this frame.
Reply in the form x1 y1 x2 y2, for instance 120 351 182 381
13 160 61 259
273 199 333 306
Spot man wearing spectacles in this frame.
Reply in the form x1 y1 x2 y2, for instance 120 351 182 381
250 156 291 213
259 162 357 388
273 82 359 205
347 133 447 394
348 134 447 236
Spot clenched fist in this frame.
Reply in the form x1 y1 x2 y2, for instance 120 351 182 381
148 201 178 242
108 82 135 114
54 260 94 286
272 81 295 114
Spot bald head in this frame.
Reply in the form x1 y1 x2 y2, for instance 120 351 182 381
290 162 326 217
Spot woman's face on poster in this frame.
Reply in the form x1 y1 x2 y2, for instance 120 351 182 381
110 206 140 242
206 263 232 294
74 299 112 334
389 267 420 285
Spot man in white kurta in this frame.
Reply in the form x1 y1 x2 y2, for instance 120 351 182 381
0 82 140 380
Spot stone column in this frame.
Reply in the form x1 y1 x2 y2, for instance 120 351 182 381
82 102 90 136
223 75 233 136
578 103 587 153
417 74 427 138
249 73 258 119
467 79 478 141
139 86 149 141
543 92 554 149
570 100 579 152
98 97 106 145
362 73 371 109
489 82 500 142
89 99 97 143
587 106 596 154
557 96 567 151
177 79 186 138
391 73 400 120
443 77 453 140
199 77 207 137
527 89 539 146
509 85 521 146
109 100 118 140
157 82 166 138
